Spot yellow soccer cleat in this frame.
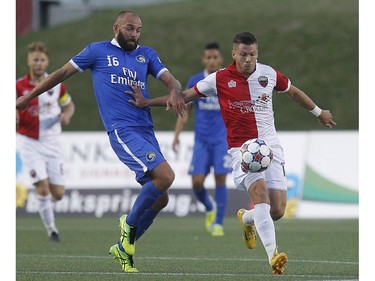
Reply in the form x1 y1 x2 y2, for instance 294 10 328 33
205 207 216 232
119 214 136 255
109 243 138 273
237 208 257 249
211 224 224 237
270 247 288 275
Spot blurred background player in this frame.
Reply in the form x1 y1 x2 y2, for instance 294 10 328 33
172 42 231 236
16 41 75 242
16 11 185 273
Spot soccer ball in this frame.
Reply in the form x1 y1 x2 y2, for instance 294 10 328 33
240 138 273 173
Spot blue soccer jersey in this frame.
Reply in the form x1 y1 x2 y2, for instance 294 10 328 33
70 39 169 183
70 39 168 132
187 71 227 144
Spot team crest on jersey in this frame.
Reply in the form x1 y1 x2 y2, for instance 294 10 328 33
47 89 54 96
228 80 237 88
136 55 146 63
22 90 30 96
145 151 156 162
258 76 268 87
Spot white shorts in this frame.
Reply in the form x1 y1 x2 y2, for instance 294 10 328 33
228 144 287 192
17 134 65 186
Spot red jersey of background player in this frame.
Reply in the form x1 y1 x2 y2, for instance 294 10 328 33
16 73 72 140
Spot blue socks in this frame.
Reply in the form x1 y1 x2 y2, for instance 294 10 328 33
194 188 213 211
214 185 228 225
126 181 162 227
136 208 158 241
194 185 228 225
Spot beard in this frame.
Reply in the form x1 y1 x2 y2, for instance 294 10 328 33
117 32 139 51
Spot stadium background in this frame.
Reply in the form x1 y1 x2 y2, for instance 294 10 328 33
16 0 358 219
13 1 360 280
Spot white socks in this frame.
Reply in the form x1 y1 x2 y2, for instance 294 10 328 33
242 209 255 225
253 203 276 263
37 194 58 236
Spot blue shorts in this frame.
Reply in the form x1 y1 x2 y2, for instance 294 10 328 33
108 127 166 184
188 138 232 175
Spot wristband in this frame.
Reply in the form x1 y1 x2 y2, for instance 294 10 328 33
310 106 322 117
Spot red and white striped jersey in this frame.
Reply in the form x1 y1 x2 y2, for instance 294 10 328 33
194 61 290 149
16 73 72 140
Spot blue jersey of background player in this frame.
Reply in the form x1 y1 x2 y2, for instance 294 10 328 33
16 11 186 273
172 42 231 237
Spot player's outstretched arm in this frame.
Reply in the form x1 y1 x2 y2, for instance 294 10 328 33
127 85 200 111
160 71 186 116
16 62 78 111
126 84 168 107
286 85 337 128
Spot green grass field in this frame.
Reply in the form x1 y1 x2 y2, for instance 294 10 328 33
16 216 358 281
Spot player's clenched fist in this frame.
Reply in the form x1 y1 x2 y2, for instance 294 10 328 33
16 96 30 111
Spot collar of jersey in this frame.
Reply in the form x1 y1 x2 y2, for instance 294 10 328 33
26 72 48 86
228 60 259 79
111 38 140 52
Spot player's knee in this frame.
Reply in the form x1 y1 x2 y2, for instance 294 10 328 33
36 188 50 197
52 192 64 201
192 175 205 189
164 170 175 187
151 162 175 191
50 186 65 201
270 207 285 221
192 181 204 190
34 180 50 196
155 170 175 191
215 174 227 186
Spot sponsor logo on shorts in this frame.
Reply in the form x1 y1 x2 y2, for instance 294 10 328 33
145 152 156 162
30 169 36 178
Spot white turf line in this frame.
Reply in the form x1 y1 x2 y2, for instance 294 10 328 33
16 254 359 280
15 271 358 280
17 254 358 265
15 271 359 280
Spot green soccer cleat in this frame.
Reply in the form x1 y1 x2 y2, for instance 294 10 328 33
211 224 224 237
205 206 216 232
109 242 138 273
270 247 288 275
119 214 137 255
237 208 257 249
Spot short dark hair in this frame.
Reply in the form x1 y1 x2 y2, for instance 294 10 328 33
115 10 139 23
232 32 257 45
205 42 220 50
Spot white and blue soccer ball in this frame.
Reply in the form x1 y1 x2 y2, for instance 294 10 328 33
240 138 273 173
